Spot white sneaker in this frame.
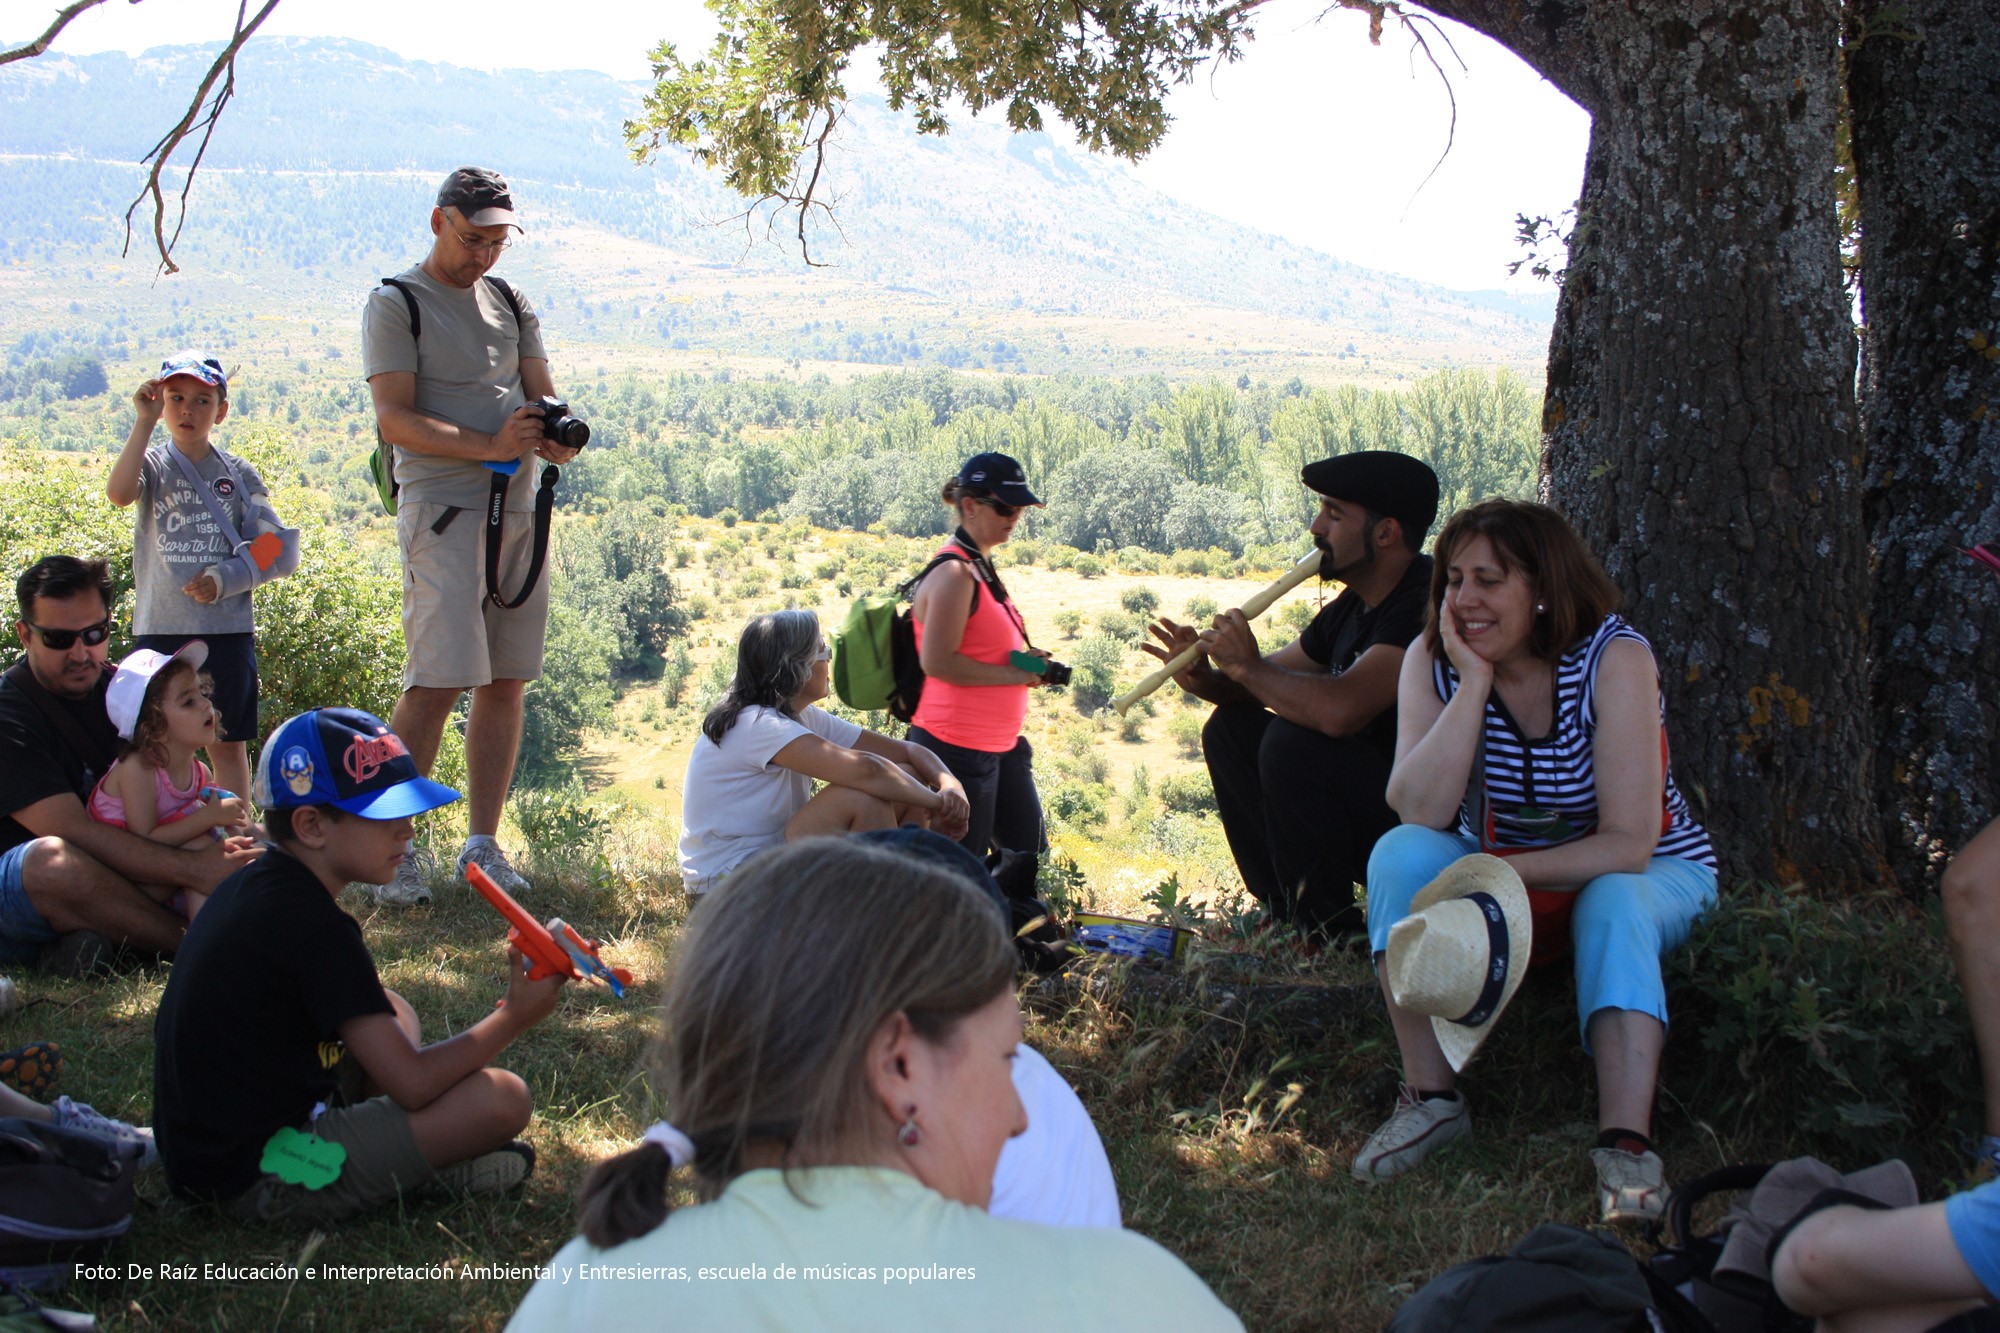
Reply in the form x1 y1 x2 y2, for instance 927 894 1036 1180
1593 1146 1670 1225
51 1096 158 1169
373 847 436 907
1352 1083 1471 1182
458 840 531 898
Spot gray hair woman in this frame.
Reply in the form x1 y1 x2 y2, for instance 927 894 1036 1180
676 609 969 895
508 840 1242 1332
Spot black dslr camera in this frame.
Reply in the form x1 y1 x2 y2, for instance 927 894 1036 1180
530 396 590 450
1041 660 1073 689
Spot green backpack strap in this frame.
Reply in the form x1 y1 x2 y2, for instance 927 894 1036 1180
370 277 423 516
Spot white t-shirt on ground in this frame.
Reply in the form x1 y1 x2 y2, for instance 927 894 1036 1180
678 704 863 892
991 1044 1122 1229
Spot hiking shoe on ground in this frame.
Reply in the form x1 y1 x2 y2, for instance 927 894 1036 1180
0 1042 61 1100
432 1139 535 1198
1352 1083 1470 1182
1593 1146 1669 1224
458 840 531 898
38 930 114 980
50 1096 157 1169
372 847 436 907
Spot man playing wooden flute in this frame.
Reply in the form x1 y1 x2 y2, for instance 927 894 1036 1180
1142 451 1438 947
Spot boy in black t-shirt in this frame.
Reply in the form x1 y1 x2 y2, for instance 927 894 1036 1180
153 708 562 1223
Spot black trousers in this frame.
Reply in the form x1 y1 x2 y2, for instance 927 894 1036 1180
1201 702 1397 937
904 728 1047 870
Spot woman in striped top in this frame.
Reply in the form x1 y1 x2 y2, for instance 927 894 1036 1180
1351 500 1718 1226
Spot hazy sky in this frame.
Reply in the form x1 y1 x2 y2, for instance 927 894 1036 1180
41 0 1590 295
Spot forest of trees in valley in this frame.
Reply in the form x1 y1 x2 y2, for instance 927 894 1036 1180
0 359 1539 787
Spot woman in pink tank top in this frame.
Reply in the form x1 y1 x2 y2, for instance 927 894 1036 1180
907 453 1053 894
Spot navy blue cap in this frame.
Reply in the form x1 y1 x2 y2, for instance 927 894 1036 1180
1301 450 1439 537
253 708 459 819
956 452 1041 507
158 351 227 389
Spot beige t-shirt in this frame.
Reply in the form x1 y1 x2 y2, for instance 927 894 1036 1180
507 1167 1243 1333
361 264 548 511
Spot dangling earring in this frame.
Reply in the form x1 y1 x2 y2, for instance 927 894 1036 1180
899 1110 921 1148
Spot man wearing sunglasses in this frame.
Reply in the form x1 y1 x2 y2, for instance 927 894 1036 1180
0 557 260 976
363 167 581 907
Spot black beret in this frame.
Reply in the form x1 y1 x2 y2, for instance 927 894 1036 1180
1300 450 1440 537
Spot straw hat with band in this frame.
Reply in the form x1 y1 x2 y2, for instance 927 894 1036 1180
1384 854 1533 1073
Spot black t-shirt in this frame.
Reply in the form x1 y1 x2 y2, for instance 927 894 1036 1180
1296 554 1434 755
0 664 119 855
153 847 394 1199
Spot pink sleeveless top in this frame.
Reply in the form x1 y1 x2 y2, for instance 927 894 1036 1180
89 756 212 830
911 546 1029 753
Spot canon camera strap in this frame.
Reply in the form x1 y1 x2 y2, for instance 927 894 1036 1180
484 464 560 610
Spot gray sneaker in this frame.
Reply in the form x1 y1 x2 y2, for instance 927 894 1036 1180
50 1096 158 1169
372 847 436 907
457 840 531 898
1592 1146 1670 1225
431 1139 535 1198
1352 1083 1471 1183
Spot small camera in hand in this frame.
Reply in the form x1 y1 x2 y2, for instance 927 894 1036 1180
1009 651 1071 688
530 396 590 450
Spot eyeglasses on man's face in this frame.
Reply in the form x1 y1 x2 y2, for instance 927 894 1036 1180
24 617 112 651
447 211 511 255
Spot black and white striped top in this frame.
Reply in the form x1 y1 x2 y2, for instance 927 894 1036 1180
1434 614 1716 868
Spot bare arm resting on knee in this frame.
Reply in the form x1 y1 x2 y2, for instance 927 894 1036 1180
769 734 951 819
10 791 257 894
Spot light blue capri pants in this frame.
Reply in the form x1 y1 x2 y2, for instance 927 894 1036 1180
1365 825 1719 1049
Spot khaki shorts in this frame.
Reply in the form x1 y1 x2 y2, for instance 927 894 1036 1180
397 498 551 689
226 1095 434 1225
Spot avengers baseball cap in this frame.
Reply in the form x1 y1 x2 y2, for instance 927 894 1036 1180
436 166 521 231
253 708 460 818
157 351 228 389
955 452 1041 507
106 641 209 741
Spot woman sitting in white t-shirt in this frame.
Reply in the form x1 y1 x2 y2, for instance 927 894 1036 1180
677 609 971 895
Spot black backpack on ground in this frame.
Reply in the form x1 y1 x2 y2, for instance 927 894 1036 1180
1645 1163 1817 1333
0 1118 137 1289
1387 1223 1712 1333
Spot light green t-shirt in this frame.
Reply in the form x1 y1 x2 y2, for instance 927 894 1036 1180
506 1166 1242 1333
360 264 548 512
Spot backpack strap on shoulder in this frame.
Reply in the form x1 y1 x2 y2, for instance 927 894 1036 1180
900 551 979 614
483 275 523 330
379 276 420 340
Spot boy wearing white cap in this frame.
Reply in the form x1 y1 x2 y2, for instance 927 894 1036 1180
107 351 301 800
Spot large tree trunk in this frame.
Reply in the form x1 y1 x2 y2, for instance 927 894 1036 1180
1425 0 1882 888
1851 0 2000 891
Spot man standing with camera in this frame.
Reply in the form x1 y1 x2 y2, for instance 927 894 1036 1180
362 167 581 906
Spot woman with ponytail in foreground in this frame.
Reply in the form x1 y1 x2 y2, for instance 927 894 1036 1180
507 839 1240 1332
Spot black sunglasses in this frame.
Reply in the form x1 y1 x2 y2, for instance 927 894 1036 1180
974 496 1021 519
25 618 112 651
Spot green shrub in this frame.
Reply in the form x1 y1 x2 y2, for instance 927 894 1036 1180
1666 883 1978 1183
1169 712 1204 759
1185 595 1219 622
1172 550 1213 577
1097 610 1143 643
1115 547 1161 574
1121 585 1161 617
1118 710 1145 742
1157 770 1217 814
1068 634 1125 714
511 784 611 860
1043 545 1079 571
1072 554 1105 579
1055 609 1085 639
718 508 740 528
1045 780 1110 830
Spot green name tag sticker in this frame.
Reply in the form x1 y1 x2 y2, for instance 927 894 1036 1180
260 1126 346 1191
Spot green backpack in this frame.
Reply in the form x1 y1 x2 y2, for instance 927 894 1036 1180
833 552 973 721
